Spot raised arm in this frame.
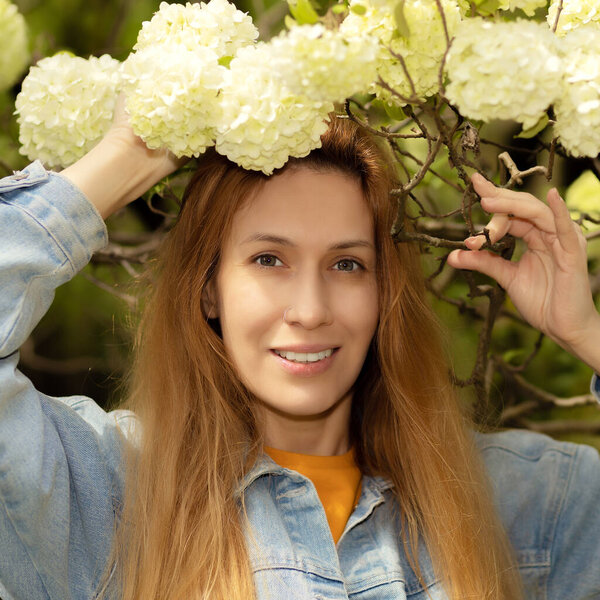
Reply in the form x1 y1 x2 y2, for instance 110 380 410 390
0 108 181 599
447 173 600 374
61 94 184 219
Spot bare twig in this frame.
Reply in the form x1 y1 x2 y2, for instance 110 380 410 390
82 272 137 308
498 151 548 187
552 0 564 33
92 235 166 265
344 101 425 139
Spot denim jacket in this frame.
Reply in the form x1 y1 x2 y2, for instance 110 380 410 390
1 162 600 600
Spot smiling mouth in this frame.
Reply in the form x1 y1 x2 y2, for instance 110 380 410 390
272 348 339 363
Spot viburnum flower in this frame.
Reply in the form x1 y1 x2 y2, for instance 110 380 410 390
547 0 600 36
554 25 600 157
267 23 379 104
340 0 462 104
121 43 225 158
445 19 562 129
498 0 548 16
215 43 332 175
135 0 257 58
0 0 29 92
15 53 120 168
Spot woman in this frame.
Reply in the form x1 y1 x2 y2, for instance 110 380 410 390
1 112 599 600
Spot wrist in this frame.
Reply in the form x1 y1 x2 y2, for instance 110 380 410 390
559 312 600 374
61 130 181 220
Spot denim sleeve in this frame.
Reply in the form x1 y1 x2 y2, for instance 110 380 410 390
0 162 133 600
546 443 600 599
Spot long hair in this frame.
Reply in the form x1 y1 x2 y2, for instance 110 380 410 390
109 116 523 599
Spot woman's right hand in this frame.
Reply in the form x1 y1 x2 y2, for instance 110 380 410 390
61 94 187 220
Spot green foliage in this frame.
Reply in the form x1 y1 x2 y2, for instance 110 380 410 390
516 114 550 139
287 0 320 24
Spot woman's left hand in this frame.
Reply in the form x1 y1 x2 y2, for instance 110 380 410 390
447 173 600 373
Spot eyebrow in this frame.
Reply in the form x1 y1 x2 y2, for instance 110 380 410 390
240 233 375 251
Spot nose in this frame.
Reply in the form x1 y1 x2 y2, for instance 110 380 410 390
283 270 333 329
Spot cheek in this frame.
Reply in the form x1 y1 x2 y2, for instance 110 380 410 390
217 274 284 354
337 281 379 339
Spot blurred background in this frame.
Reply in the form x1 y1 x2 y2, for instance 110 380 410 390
2 0 600 449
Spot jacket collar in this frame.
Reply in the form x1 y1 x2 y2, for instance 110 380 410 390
235 451 394 498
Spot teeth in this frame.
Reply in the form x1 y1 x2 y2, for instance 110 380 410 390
274 348 334 363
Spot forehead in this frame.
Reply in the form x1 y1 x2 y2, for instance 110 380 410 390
228 167 374 245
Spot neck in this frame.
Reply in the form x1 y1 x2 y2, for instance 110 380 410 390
260 393 352 456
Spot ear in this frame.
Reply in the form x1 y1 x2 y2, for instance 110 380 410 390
202 279 220 319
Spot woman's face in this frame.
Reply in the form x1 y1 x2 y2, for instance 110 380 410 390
212 167 379 453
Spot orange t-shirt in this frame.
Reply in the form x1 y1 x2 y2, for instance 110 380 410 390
264 445 362 545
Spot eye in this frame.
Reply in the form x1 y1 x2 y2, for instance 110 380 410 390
334 259 363 272
254 254 283 268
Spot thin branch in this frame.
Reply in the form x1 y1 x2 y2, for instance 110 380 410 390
552 0 564 33
393 230 468 249
92 235 166 265
479 137 542 155
343 100 425 139
498 151 548 187
82 272 137 308
546 137 557 181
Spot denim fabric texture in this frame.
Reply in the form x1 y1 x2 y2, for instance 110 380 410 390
1 162 600 600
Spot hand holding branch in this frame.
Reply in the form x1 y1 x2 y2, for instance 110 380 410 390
447 173 600 373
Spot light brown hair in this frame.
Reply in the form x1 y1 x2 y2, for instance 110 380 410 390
109 116 523 599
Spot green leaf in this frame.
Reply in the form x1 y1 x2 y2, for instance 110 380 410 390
516 114 549 139
473 0 500 14
394 0 410 39
566 171 600 222
350 3 367 14
218 55 233 68
382 101 406 120
287 0 320 25
284 14 298 29
333 3 349 13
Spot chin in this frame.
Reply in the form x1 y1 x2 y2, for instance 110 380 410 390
260 389 350 418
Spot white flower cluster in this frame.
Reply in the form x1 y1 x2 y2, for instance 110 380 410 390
15 54 121 168
547 0 600 36
122 1 341 173
267 23 379 104
445 19 562 129
0 0 29 92
216 43 332 174
134 0 257 56
498 0 548 16
121 44 225 158
122 0 257 161
553 25 600 157
340 0 462 104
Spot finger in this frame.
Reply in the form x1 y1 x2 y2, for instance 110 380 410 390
471 173 556 233
471 172 503 198
547 188 584 255
465 214 512 249
447 248 517 290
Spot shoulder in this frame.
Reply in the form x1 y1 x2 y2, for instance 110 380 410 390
473 427 585 460
473 429 600 598
472 428 598 518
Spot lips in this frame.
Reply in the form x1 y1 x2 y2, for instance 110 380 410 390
273 348 334 363
270 347 339 377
